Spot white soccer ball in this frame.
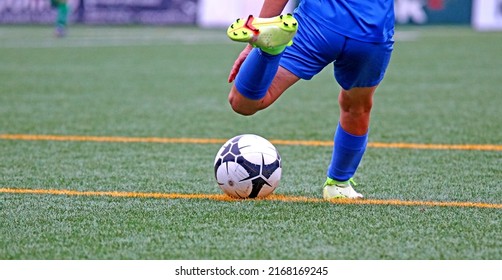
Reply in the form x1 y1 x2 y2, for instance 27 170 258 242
214 134 282 198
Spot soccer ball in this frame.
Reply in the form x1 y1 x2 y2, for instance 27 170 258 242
214 134 282 198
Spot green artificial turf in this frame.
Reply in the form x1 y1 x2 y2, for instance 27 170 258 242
0 25 501 260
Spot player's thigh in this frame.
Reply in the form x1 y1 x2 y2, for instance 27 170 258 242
263 66 301 106
334 38 393 90
280 12 344 80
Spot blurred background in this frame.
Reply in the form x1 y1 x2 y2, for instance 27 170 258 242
0 0 501 31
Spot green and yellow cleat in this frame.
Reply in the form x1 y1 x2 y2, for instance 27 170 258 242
227 14 298 53
323 178 364 199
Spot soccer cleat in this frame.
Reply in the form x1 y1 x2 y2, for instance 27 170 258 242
227 14 298 53
323 178 364 199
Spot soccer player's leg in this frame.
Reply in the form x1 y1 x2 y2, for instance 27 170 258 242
53 0 68 37
323 87 375 200
323 38 393 199
227 14 299 115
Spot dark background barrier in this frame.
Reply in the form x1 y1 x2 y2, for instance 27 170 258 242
395 0 472 25
0 0 198 25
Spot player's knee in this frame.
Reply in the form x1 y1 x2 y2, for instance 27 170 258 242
338 88 375 115
345 102 373 115
228 95 257 116
231 105 257 116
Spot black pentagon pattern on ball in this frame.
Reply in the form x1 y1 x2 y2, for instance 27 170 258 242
236 155 261 179
214 135 243 177
262 154 281 178
249 177 269 198
238 153 281 198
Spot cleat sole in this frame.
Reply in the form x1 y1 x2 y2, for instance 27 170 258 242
227 14 298 48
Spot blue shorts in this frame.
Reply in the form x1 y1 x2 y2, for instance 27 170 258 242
280 13 394 90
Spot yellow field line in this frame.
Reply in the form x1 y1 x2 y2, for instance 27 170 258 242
1 134 501 151
1 188 501 209
0 134 226 144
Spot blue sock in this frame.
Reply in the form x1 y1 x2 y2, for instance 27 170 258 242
234 48 283 100
327 123 368 182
